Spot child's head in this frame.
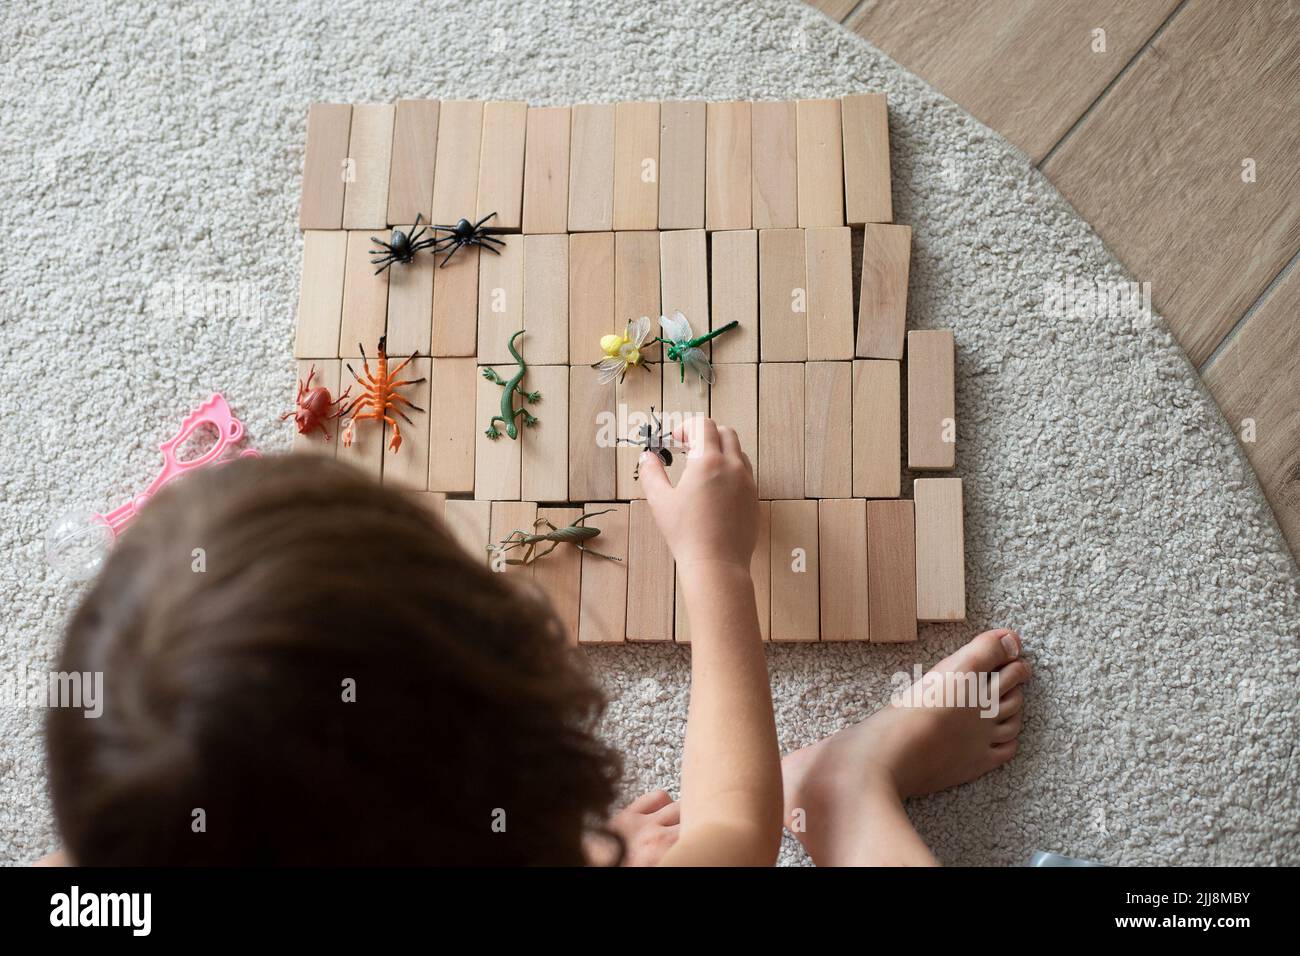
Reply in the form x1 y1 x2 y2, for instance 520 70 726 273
47 455 621 865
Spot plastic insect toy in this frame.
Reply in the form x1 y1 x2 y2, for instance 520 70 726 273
369 213 440 274
618 405 673 480
282 364 350 439
591 315 655 384
428 211 505 267
655 311 740 384
483 329 540 440
487 510 623 565
341 336 426 453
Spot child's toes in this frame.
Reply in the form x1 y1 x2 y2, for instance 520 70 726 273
941 628 1020 676
992 714 1022 743
989 739 1020 765
997 687 1024 719
997 660 1032 695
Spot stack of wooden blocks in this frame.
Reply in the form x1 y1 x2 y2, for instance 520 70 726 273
292 95 965 645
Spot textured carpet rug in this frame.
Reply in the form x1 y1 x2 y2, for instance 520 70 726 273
1 0 1296 866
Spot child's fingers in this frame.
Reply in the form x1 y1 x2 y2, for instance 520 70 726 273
673 415 722 456
651 800 681 826
638 451 672 501
716 424 743 459
628 789 674 814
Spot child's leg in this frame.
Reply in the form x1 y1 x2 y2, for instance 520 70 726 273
782 629 1030 866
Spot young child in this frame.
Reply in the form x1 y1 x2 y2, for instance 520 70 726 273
44 418 1027 865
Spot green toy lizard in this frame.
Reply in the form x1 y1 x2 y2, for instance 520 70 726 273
482 329 540 440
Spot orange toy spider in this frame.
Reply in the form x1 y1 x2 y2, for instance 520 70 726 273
341 336 426 453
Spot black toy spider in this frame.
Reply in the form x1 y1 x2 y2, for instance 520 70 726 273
617 405 674 480
428 211 505 267
369 214 439 274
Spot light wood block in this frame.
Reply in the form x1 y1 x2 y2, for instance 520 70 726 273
379 356 431 491
796 99 844 228
567 103 615 232
476 234 523 365
805 227 854 361
659 229 709 355
532 506 584 645
522 234 568 364
914 477 966 622
661 364 708 487
613 101 659 231
616 362 662 501
299 103 351 230
342 103 395 230
906 329 956 471
614 230 660 326
626 500 674 642
705 100 752 231
431 101 483 225
856 224 911 360
520 365 569 503
804 362 852 499
430 245 478 356
710 230 758 363
709 363 758 475
852 359 902 498
758 362 803 499
522 106 571 234
867 499 917 643
475 364 523 500
295 231 347 358
291 359 342 454
569 232 616 366
387 99 439 225
770 499 820 642
578 503 629 644
406 491 447 521
569 371 616 501
758 228 808 362
384 225 435 356
338 231 389 358
658 100 706 230
819 499 869 641
489 500 538 577
335 373 384 482
841 93 892 225
443 499 491 565
751 99 798 229
752 500 772 642
427 357 477 494
476 100 527 231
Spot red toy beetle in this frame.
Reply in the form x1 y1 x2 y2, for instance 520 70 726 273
282 365 350 440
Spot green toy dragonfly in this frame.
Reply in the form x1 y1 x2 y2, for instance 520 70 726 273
655 311 739 385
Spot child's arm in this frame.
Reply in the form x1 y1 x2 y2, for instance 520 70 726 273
639 418 783 866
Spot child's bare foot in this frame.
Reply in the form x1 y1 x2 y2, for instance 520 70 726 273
782 628 1030 866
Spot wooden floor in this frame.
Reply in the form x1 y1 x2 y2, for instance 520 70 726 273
810 0 1300 562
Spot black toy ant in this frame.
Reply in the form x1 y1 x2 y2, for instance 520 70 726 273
618 406 673 480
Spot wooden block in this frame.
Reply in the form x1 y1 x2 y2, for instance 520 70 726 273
914 478 966 623
708 363 757 473
805 227 854 361
338 231 389 358
841 93 892 225
430 245 478 356
291 359 342 454
335 378 384 482
752 500 771 642
522 106 571 234
856 224 911 360
384 225 435 356
476 101 527 231
295 231 347 358
568 232 616 365
568 371 616 501
796 99 845 228
818 499 869 641
475 363 523 500
758 228 807 362
867 500 917 643
475 234 523 365
906 329 956 471
705 100 751 231
299 103 351 230
804 362 852 499
489 500 538 577
428 357 477 494
758 363 804 499
658 101 706 230
616 362 662 501
710 230 758 364
567 103 615 232
522 234 568 364
578 503 629 644
431 101 483 225
750 100 798 229
626 500 674 642
532 506 583 645
387 99 439 226
381 356 431 491
770 500 819 642
614 230 660 325
613 101 659 231
521 365 569 503
852 359 902 498
443 498 491 565
342 103 395 230
661 364 708 487
659 229 709 355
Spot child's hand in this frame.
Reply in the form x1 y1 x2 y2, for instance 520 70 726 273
639 417 758 572
584 790 681 866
